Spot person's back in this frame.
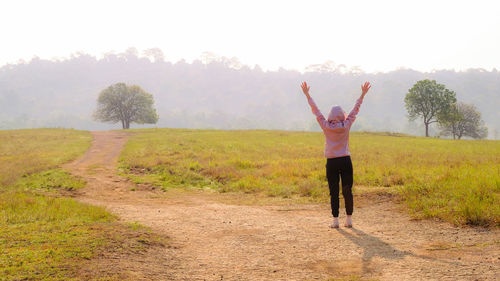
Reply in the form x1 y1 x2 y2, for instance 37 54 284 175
301 81 371 228
310 100 363 158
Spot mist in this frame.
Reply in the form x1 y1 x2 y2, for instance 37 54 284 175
0 49 498 139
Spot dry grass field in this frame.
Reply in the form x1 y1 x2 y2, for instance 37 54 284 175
120 128 500 226
0 129 162 280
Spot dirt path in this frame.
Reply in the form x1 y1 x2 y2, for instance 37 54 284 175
65 131 500 281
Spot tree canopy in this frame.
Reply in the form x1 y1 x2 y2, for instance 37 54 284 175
439 102 488 139
404 79 457 137
0 51 498 138
93 83 159 129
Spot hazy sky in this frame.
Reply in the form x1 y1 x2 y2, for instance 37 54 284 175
1 0 499 72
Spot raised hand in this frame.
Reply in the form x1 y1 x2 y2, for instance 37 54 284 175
361 82 371 96
301 82 311 98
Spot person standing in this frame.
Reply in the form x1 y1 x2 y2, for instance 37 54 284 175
301 81 371 228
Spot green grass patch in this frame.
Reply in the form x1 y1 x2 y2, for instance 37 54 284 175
0 129 166 280
0 191 113 280
0 129 92 186
0 191 166 280
119 128 500 226
14 168 86 192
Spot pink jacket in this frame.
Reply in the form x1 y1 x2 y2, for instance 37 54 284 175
307 96 363 158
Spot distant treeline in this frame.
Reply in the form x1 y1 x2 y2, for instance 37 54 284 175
0 48 498 138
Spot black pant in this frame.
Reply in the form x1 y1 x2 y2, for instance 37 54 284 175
326 156 353 217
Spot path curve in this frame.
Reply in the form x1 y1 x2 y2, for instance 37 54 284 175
65 131 500 281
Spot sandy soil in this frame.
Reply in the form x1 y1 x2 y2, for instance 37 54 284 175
64 131 500 281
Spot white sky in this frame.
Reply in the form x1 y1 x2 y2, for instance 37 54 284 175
1 0 499 72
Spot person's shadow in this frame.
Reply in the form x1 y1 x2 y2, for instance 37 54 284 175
336 227 456 275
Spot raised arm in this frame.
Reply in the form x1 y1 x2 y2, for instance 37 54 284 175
301 82 328 130
346 82 371 126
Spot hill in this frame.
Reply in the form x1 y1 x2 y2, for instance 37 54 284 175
1 50 498 138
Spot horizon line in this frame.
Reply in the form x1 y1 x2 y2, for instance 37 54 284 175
1 48 499 75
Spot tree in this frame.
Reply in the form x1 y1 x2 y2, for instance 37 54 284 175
404 79 457 137
143 48 165 62
439 102 488 139
93 83 159 129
